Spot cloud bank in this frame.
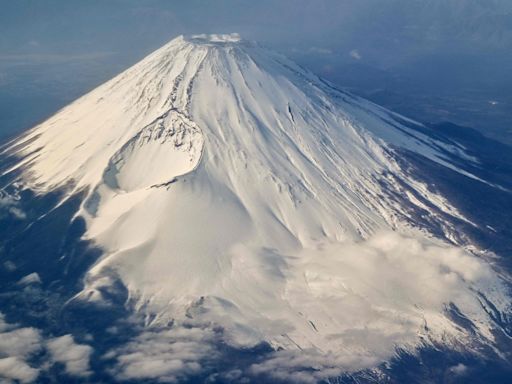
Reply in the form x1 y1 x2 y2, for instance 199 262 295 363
100 231 509 382
0 313 93 383
47 335 93 377
0 321 41 358
107 325 218 383
0 314 42 383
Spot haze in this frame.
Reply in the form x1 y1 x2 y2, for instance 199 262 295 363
1 0 511 143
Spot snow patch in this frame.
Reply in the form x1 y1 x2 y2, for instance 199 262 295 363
17 273 41 286
103 110 203 192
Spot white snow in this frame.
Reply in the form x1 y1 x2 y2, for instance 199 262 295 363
17 273 41 286
4 34 509 374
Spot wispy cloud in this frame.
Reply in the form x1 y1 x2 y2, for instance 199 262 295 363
449 363 469 376
350 49 362 60
309 46 333 55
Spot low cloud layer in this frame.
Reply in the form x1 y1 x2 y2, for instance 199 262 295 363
100 231 509 382
47 335 93 377
107 325 218 383
0 231 501 384
0 313 93 383
0 314 42 383
0 191 25 220
243 232 508 382
0 357 39 384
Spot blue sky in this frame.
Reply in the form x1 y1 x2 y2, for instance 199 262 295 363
2 0 511 62
1 0 511 142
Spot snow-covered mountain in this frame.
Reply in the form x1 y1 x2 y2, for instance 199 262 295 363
1 34 510 381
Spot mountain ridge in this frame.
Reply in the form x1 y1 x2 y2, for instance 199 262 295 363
0 34 510 380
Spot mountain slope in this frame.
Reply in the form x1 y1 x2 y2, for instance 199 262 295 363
1 34 509 378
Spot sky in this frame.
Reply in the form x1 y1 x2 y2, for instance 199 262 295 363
2 0 511 59
0 0 511 142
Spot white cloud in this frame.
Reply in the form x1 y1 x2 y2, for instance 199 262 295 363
0 327 42 358
449 363 468 376
46 335 93 377
240 231 508 381
350 49 362 60
0 192 26 220
0 314 94 382
0 357 39 384
309 46 333 55
2 261 16 272
17 273 42 286
100 230 509 381
250 350 351 383
0 314 42 383
108 325 218 383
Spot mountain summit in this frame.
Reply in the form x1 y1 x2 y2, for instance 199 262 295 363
1 34 509 378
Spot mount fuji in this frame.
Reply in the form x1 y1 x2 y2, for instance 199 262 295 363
0 34 511 383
